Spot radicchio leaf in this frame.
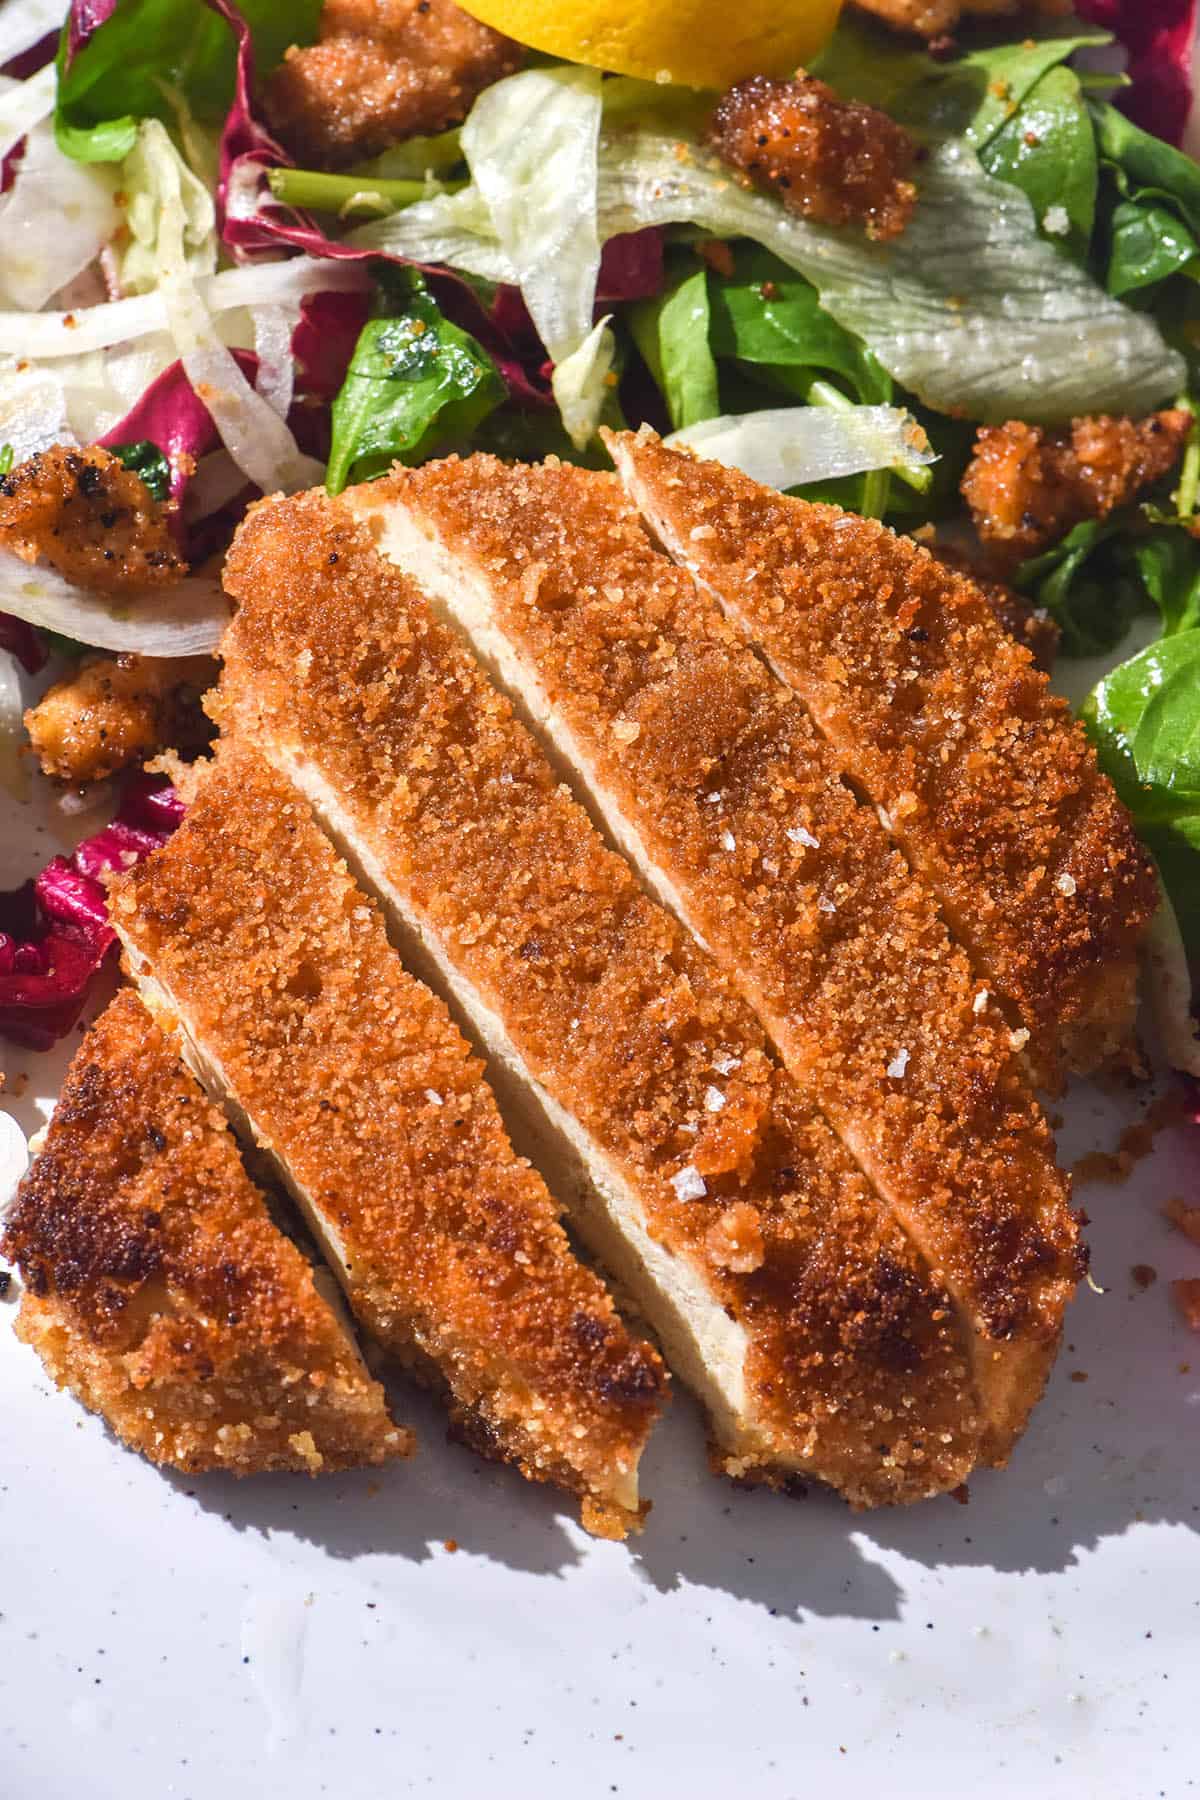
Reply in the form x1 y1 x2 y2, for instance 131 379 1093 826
0 614 47 674
1078 0 1197 148
96 353 258 505
64 1 120 70
0 769 183 1049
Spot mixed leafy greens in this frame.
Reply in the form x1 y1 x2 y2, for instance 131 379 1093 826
2 0 1200 1054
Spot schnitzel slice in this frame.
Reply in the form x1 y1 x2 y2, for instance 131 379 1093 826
109 745 665 1537
607 428 1157 1090
2 989 409 1475
217 488 984 1506
347 456 1083 1460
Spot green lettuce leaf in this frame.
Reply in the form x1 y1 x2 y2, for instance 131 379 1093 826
109 439 171 504
461 66 609 448
978 65 1096 259
1084 629 1200 963
662 403 933 492
629 263 718 431
1017 518 1200 656
56 0 322 163
326 275 504 495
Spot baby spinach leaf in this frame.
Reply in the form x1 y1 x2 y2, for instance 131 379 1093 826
1016 520 1141 656
1085 629 1200 957
108 440 171 505
1130 528 1200 636
813 15 1107 151
628 264 719 431
326 278 505 494
706 246 891 404
979 65 1097 258
1017 517 1200 656
1106 197 1199 296
1092 101 1200 238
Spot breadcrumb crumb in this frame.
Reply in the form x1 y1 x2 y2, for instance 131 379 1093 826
25 653 213 783
0 445 184 593
708 73 919 241
961 411 1191 561
265 0 523 169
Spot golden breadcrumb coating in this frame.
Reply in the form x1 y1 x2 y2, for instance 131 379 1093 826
0 445 184 594
2 990 408 1475
849 0 1068 39
609 428 1158 1089
355 455 1082 1457
961 411 1192 562
219 489 984 1507
265 0 523 169
708 75 919 241
930 543 1060 673
110 744 664 1535
24 653 213 783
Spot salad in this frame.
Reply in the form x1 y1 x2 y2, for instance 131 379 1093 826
1 0 1200 1076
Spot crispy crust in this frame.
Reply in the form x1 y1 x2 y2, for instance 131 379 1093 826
218 489 984 1507
351 455 1082 1456
961 412 1191 562
265 0 523 169
109 744 664 1533
708 75 919 241
24 653 213 783
608 429 1158 1088
0 445 184 594
929 543 1060 674
2 990 408 1475
848 0 1063 38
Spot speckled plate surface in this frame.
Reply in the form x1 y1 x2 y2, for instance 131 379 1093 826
3 653 1200 1800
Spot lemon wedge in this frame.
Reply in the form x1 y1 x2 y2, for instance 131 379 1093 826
455 0 844 92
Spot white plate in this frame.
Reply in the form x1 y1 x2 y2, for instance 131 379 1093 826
4 660 1200 1800
5 42 1200 1791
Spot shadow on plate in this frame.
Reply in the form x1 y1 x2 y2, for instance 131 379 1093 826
9 1059 1200 1622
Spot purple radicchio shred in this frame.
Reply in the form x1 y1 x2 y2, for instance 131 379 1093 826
64 0 119 69
0 615 48 675
95 338 345 558
1077 0 1196 148
0 770 184 1050
2 31 59 80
